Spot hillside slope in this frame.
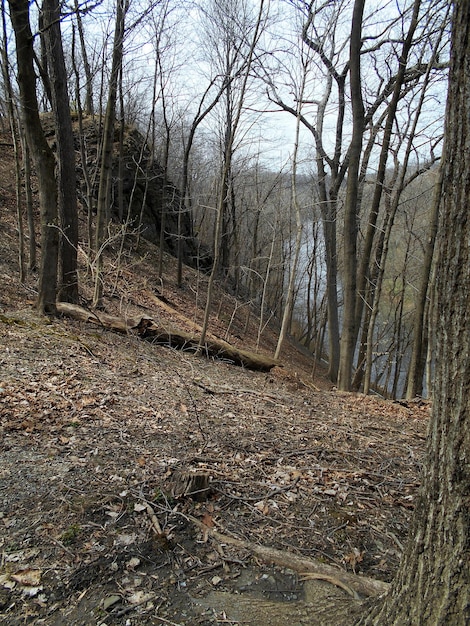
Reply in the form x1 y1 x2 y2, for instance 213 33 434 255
0 132 429 625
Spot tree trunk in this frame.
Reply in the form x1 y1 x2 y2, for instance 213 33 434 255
356 2 470 622
337 0 365 390
73 0 94 115
8 0 58 314
93 0 128 308
274 69 305 361
22 138 36 270
354 0 421 348
322 208 340 382
176 78 227 288
1 0 24 280
42 0 79 303
405 167 442 399
70 25 94 252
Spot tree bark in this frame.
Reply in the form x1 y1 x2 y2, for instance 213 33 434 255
274 73 304 361
73 0 94 115
357 2 470 622
42 0 79 303
8 0 59 314
55 302 280 372
1 0 24 280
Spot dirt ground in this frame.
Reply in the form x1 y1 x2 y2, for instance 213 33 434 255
0 135 429 625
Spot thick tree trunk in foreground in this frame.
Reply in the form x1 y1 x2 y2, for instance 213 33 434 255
357 2 470 623
8 0 59 314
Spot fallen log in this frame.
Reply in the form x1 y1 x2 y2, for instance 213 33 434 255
56 302 134 332
55 302 280 372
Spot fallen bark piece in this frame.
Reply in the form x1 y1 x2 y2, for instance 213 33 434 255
55 302 280 372
188 515 389 599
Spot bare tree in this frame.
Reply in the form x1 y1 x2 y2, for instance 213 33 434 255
360 23 448 396
1 0 25 279
337 0 365 390
73 0 94 115
198 0 268 348
273 50 309 360
8 0 59 314
93 0 129 308
41 0 79 303
267 0 448 389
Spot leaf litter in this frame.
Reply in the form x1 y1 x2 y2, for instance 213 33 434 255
0 305 428 625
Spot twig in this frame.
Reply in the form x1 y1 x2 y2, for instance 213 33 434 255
153 616 184 625
170 366 207 444
192 380 285 402
47 535 76 557
144 501 163 535
112 594 158 618
214 476 300 503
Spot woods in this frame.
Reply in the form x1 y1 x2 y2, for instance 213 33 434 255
1 0 469 624
1 0 451 398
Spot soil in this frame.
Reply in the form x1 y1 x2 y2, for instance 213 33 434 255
0 133 429 625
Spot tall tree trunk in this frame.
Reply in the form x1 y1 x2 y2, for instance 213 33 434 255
8 0 58 314
73 0 94 115
220 69 233 277
1 0 24 280
42 0 79 303
354 0 421 347
22 138 36 270
176 77 227 288
93 0 128 308
357 2 470 621
71 24 94 252
337 0 365 390
274 62 305 361
405 167 442 399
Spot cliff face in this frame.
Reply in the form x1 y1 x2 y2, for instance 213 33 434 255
42 113 211 270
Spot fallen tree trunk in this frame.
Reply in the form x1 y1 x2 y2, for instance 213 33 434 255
55 302 280 372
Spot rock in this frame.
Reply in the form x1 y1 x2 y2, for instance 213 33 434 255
40 113 212 271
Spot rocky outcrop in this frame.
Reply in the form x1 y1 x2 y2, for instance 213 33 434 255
41 113 211 270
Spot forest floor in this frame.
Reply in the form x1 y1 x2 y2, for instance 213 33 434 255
0 135 429 625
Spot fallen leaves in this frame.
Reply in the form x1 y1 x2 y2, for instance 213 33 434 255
343 548 364 572
0 305 427 625
10 568 42 587
0 568 43 599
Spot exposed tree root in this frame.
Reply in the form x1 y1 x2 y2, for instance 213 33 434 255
187 515 390 599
